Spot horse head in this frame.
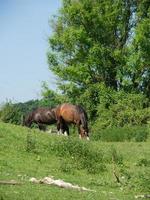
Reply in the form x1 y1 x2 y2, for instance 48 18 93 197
23 113 32 127
79 124 89 140
79 108 89 140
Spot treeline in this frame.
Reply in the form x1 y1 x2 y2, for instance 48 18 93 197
0 88 61 125
0 0 150 136
0 86 149 129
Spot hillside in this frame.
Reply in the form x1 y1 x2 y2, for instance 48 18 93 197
0 122 150 200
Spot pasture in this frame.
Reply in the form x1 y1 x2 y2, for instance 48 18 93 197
0 122 150 200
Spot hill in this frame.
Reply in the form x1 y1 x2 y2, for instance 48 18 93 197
0 122 150 200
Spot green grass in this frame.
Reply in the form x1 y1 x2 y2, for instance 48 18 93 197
0 122 150 200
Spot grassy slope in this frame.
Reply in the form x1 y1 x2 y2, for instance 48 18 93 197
0 122 149 200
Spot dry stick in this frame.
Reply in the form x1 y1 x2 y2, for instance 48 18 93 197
0 180 22 185
112 155 122 184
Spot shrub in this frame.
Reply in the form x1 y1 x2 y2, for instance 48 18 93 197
93 90 150 129
0 102 22 125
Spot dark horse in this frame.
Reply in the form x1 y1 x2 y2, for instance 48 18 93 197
55 103 89 140
23 107 57 131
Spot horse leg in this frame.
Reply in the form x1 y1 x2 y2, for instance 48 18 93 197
56 121 60 134
63 122 69 136
77 124 82 139
38 123 46 131
59 117 69 136
56 119 63 135
57 117 69 136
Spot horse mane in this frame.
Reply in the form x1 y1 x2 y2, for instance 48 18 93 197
76 105 88 119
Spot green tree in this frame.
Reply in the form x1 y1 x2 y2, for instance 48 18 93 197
47 0 150 119
48 0 136 89
40 82 66 106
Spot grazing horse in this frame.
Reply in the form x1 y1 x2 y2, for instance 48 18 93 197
23 107 57 131
55 103 89 140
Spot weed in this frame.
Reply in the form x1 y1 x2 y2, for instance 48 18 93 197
110 146 123 165
26 133 36 153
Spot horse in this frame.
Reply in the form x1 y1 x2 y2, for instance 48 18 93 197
55 103 89 140
23 107 58 131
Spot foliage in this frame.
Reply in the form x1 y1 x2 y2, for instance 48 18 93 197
123 1 150 97
40 82 64 106
0 102 22 125
48 0 136 89
47 0 150 119
92 88 150 129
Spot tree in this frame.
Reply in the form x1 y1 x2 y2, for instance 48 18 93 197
47 0 149 119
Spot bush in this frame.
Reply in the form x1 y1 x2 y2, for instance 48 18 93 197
93 90 150 129
0 102 22 125
92 126 149 142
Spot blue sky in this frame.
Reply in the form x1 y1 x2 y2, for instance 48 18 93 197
0 0 61 104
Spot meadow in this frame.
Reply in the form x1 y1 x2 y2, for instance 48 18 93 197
0 122 150 200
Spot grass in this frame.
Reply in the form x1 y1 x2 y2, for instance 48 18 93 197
0 122 150 200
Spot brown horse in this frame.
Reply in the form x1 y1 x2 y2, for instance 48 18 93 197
23 107 58 131
55 103 89 140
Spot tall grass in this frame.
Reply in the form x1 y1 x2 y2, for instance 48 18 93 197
92 126 149 142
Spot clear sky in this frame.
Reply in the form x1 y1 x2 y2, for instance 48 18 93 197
0 0 61 104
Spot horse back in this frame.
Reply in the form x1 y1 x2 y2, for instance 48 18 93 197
33 108 56 124
56 103 87 125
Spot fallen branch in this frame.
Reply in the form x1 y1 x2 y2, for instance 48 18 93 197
30 177 95 192
0 180 22 185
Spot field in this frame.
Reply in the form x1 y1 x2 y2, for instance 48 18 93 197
0 122 150 200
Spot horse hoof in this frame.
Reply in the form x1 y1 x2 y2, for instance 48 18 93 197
64 131 68 136
86 137 90 141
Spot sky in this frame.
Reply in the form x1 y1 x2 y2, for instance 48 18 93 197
0 0 61 104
